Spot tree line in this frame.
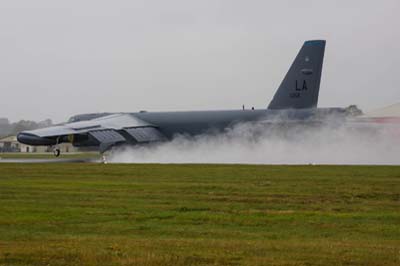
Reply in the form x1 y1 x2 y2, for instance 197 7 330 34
0 118 52 138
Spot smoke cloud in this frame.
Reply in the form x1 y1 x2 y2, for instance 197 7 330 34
109 121 400 165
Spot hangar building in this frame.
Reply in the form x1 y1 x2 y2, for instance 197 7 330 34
0 135 76 153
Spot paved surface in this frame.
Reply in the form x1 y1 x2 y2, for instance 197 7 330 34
0 158 99 163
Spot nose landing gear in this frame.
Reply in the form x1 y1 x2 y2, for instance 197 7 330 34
53 148 61 157
53 137 61 157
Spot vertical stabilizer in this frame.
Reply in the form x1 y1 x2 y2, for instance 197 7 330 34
268 40 326 109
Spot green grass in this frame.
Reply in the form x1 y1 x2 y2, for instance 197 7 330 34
0 164 399 265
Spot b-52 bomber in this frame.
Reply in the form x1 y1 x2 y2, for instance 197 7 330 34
18 40 347 157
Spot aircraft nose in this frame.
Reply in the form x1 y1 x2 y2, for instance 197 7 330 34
17 132 56 146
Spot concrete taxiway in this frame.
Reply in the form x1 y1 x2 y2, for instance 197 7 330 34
0 158 98 163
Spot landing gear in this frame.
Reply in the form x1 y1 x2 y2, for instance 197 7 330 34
102 154 108 164
53 137 61 157
53 148 60 157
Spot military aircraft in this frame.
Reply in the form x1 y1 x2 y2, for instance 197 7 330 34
18 40 346 157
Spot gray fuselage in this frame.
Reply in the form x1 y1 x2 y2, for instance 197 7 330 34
133 108 346 138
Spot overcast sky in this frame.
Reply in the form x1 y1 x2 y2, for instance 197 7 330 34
0 0 399 122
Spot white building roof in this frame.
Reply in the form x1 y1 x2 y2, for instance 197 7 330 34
0 135 17 143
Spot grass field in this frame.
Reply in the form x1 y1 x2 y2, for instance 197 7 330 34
0 164 399 265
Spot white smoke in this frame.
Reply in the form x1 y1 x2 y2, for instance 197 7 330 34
109 120 400 165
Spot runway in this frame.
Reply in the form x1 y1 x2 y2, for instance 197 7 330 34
0 158 99 163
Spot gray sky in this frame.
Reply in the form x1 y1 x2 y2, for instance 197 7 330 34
1 0 399 122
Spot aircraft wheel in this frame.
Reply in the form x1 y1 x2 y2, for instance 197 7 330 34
102 154 108 164
53 148 61 157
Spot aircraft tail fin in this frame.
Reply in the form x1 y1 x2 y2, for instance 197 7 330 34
268 40 326 109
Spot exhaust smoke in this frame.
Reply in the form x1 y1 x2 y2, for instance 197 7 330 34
109 120 400 165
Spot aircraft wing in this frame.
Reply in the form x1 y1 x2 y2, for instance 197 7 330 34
17 113 166 152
